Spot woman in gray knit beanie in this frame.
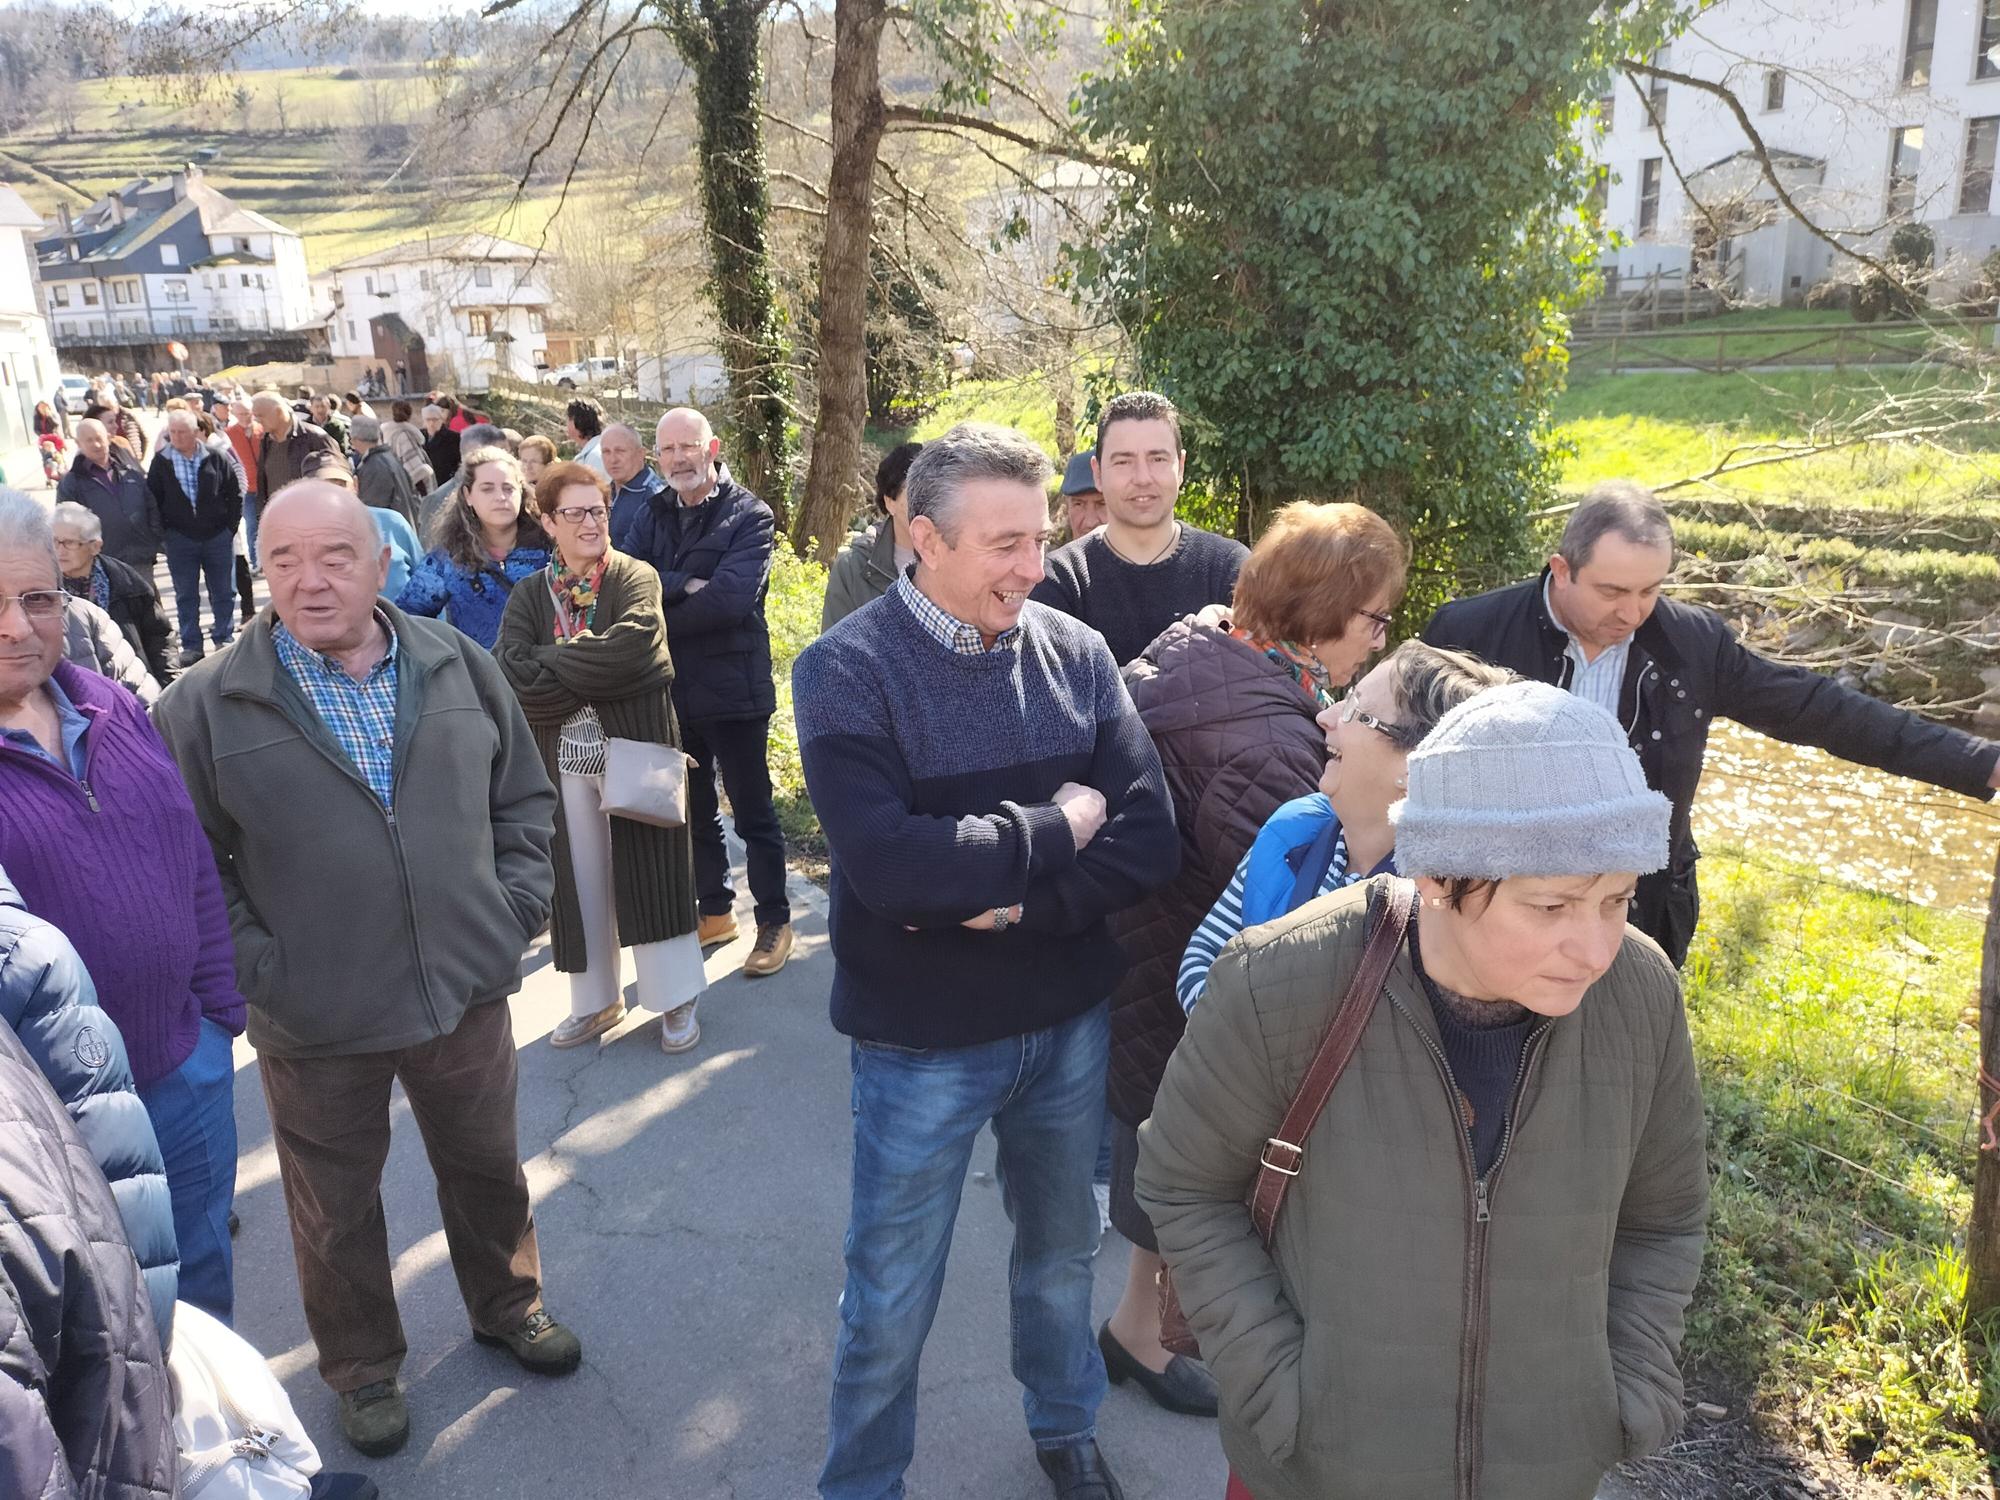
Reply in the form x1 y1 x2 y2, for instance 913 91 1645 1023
1136 679 1708 1500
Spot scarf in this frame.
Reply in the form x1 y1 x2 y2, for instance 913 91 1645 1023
87 558 111 611
1230 627 1333 710
548 557 605 642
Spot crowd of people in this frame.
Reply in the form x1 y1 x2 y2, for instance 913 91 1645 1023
3 377 1999 1500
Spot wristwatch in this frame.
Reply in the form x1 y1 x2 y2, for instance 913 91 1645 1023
991 905 1016 932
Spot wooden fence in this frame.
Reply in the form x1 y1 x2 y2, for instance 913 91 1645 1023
1568 316 2000 376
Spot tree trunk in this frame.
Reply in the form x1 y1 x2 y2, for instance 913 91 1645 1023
674 0 796 527
1967 844 2000 1325
794 0 887 565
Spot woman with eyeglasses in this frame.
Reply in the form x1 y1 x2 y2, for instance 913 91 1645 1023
397 445 552 650
1097 499 1407 1419
494 463 705 1055
1176 641 1515 1014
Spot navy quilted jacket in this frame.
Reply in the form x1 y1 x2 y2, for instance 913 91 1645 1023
1107 617 1326 1125
0 870 178 1344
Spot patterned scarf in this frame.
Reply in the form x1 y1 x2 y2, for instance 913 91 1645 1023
87 558 111 611
1230 627 1333 710
548 558 605 642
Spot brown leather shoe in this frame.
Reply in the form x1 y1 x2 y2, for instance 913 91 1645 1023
696 912 740 948
741 922 793 978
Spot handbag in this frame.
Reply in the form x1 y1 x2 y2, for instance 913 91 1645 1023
1158 877 1416 1359
170 1300 321 1499
600 736 697 828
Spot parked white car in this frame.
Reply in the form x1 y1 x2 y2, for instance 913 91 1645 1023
57 374 93 415
540 357 626 390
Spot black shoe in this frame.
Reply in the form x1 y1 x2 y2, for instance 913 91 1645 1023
227 1209 240 1237
308 1475 382 1500
1037 1440 1125 1500
1098 1321 1219 1418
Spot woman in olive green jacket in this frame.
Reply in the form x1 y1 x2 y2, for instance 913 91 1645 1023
1137 681 1707 1500
495 461 704 1054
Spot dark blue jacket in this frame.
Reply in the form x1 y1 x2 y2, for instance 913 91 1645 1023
0 870 179 1346
620 471 777 723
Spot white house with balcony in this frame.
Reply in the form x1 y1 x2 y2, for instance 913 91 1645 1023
1589 0 2000 304
316 235 553 390
33 167 314 363
0 185 58 488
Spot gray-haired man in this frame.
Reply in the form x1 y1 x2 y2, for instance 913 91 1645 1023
792 422 1178 1500
147 408 242 665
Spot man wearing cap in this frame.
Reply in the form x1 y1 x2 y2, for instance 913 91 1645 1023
1423 480 2000 965
1057 449 1106 543
350 414 419 528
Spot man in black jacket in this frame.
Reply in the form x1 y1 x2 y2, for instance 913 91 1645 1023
148 409 243 666
53 502 176 689
58 419 162 576
1423 481 2000 964
623 406 795 977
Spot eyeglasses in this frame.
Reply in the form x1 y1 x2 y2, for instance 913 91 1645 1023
1337 696 1409 744
552 506 610 525
0 590 67 621
1357 606 1394 634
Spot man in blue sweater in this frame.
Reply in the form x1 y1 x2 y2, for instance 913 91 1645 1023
793 422 1179 1500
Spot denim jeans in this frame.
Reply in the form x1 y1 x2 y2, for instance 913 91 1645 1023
242 492 261 570
820 1002 1109 1500
136 1015 238 1323
163 528 236 653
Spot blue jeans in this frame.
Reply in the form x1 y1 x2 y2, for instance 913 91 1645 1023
163 528 236 654
242 492 261 570
136 1016 238 1323
820 1003 1109 1500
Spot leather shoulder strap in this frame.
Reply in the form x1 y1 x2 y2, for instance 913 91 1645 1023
1246 876 1415 1243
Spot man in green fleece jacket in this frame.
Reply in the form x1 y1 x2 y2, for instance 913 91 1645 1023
155 479 576 1462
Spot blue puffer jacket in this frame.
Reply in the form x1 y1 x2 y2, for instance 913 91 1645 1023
0 869 178 1346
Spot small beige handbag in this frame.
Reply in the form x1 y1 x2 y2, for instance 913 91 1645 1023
600 738 697 828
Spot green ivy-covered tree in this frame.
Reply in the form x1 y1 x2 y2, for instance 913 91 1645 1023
1073 0 1680 621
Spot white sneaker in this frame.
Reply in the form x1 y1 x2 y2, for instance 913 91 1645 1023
660 1001 701 1054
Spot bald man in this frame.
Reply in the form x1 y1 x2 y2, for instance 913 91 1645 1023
622 406 794 976
55 416 162 575
154 480 573 1458
597 421 662 545
147 407 243 664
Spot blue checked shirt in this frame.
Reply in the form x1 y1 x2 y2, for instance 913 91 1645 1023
273 613 400 808
169 445 203 505
893 570 1020 656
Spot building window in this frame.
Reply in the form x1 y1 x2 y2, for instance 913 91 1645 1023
1586 166 1610 218
163 279 188 302
365 275 375 294
1597 91 1614 131
241 273 253 287
381 272 396 293
1638 158 1663 234
1888 125 1924 217
346 319 358 342
528 308 546 333
467 311 493 336
1982 0 2000 80
473 265 492 288
1963 117 1999 214
420 269 432 290
1646 47 1670 127
236 237 250 252
51 285 69 308
1763 70 1785 111
111 281 131 305
159 244 178 267
1902 0 1937 87
82 283 98 305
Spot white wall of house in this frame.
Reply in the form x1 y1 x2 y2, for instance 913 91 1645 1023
320 249 553 386
0 189 58 485
1589 0 2000 302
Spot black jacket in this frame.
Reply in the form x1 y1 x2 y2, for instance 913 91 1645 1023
61 556 175 689
621 472 777 723
356 444 419 527
1423 571 2000 964
56 454 160 573
146 446 242 542
0 1024 176 1500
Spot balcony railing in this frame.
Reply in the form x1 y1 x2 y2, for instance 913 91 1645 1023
50 311 285 345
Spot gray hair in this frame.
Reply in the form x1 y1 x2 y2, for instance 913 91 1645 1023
166 408 198 431
905 422 1053 540
1558 481 1674 571
1377 641 1518 752
0 487 59 584
459 423 506 452
51 501 103 543
421 403 446 420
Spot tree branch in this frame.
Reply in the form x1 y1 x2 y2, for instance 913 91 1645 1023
882 103 1132 174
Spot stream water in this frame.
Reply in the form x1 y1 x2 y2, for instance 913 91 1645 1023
1692 719 2000 916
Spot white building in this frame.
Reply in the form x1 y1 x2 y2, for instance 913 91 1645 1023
0 185 58 487
316 235 554 389
34 167 314 360
1591 0 2000 304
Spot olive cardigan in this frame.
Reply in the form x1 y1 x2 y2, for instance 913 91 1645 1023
495 550 698 972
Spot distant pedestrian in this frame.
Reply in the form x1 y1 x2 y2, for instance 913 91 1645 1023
310 395 351 452
820 440 921 630
225 398 263 560
58 418 161 576
251 391 344 538
155 478 576 1459
518 433 556 492
349 414 419 527
1056 449 1105 543
495 460 706 1051
342 390 378 422
148 409 242 666
566 397 606 476
382 399 436 495
0 490 246 1326
1138 682 1706 1500
598 422 661 545
794 422 1179 1500
52 501 175 689
397 445 551 650
623 407 794 977
1031 392 1248 666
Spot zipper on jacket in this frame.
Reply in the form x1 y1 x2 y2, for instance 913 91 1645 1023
77 778 100 812
0 740 102 812
1387 988 1552 1500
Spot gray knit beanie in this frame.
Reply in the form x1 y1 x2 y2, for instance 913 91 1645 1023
1390 680 1670 880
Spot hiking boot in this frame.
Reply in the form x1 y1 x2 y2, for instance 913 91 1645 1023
336 1378 409 1458
550 999 626 1049
660 1000 701 1054
742 922 793 978
696 912 740 948
473 1307 582 1375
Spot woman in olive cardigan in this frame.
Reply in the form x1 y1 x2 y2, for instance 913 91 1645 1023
495 461 705 1053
